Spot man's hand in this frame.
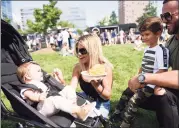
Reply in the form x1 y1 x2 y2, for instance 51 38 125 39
128 75 144 92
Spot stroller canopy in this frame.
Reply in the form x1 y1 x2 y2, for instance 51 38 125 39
1 19 33 65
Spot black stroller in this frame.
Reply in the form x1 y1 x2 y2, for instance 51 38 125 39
1 19 110 128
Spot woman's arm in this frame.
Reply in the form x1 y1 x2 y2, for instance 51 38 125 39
91 65 113 100
70 64 80 89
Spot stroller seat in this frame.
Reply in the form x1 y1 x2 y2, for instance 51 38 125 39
1 62 74 128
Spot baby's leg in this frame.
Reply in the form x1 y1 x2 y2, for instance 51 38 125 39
38 96 76 117
37 97 60 117
59 86 77 103
50 95 96 121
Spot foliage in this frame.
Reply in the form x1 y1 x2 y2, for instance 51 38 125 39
136 2 157 25
76 29 83 35
84 26 90 33
17 29 27 35
27 0 62 34
109 11 118 25
4 17 11 24
57 20 75 28
1 45 158 128
98 16 109 26
17 28 35 35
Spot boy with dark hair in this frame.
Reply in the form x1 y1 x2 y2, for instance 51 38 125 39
110 17 169 128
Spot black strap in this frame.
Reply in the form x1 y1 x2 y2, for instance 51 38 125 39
1 63 17 76
159 44 168 67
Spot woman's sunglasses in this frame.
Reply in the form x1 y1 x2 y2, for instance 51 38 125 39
160 11 178 21
76 48 88 55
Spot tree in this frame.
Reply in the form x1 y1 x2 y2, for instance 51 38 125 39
27 0 62 34
109 11 118 25
98 16 109 26
17 28 34 35
4 17 11 24
136 2 157 25
76 29 83 35
84 26 90 33
57 21 75 28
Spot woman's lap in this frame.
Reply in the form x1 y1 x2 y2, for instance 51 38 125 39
79 92 110 118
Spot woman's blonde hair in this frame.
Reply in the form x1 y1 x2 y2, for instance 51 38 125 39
74 34 113 71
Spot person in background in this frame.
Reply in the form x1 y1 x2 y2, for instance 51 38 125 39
57 30 63 50
134 35 143 51
119 29 124 44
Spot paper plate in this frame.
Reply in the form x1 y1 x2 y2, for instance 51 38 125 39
81 71 107 83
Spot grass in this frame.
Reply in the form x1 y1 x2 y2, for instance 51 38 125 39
1 44 158 128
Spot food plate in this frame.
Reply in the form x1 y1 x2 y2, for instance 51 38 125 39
81 71 107 83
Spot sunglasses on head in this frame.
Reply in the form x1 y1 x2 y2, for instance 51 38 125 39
160 11 178 21
76 48 88 55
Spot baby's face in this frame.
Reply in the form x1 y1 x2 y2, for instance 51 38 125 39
28 64 43 81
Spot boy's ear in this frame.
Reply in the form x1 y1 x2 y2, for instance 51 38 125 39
156 31 162 38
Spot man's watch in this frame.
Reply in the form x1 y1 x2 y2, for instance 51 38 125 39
138 73 146 84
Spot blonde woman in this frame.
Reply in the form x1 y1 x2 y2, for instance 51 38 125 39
56 34 113 119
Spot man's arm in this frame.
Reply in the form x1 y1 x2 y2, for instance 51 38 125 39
128 70 179 92
144 70 179 89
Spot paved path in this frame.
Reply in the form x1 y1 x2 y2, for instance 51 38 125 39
33 47 56 54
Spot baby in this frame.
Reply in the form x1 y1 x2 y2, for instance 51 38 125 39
17 61 95 121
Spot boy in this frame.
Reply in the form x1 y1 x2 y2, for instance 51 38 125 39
110 17 169 128
17 61 96 121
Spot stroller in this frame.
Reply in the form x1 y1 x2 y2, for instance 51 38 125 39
1 19 110 128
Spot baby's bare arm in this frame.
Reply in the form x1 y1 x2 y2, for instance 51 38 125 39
23 89 47 102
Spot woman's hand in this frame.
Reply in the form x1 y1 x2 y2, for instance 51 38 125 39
90 65 112 100
53 68 65 84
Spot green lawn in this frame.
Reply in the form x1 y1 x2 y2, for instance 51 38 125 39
1 44 159 128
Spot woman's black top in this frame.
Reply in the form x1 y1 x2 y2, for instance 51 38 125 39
79 75 109 102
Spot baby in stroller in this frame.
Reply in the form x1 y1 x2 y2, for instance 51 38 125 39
16 61 96 121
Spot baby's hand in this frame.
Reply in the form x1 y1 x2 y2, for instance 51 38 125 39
53 68 63 78
39 92 47 101
53 68 65 84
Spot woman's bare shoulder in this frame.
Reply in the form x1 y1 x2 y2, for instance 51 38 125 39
73 63 81 72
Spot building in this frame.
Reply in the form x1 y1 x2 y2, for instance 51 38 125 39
60 7 86 30
20 8 35 30
118 1 149 24
1 0 13 21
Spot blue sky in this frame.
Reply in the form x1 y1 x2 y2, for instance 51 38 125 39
12 1 118 26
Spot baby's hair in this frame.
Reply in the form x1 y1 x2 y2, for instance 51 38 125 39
139 17 163 34
17 61 39 83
